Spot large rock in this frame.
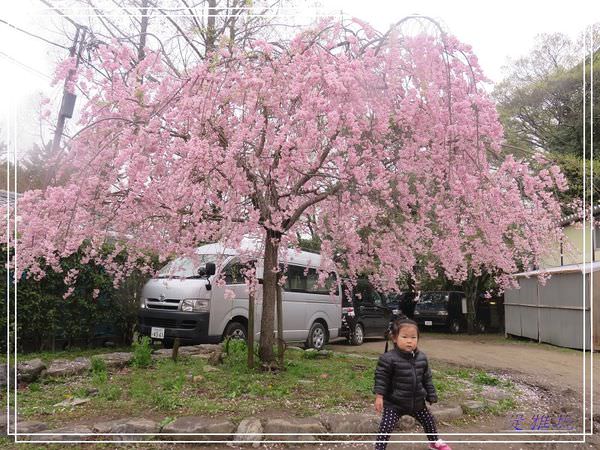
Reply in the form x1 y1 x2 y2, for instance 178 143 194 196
26 425 93 442
161 416 236 441
233 418 262 448
430 405 464 421
15 421 48 433
93 418 159 434
17 358 46 382
320 413 379 434
45 358 91 378
461 400 486 414
95 352 133 369
93 418 159 441
262 418 326 441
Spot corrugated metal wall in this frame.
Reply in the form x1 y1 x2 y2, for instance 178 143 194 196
505 271 594 350
594 273 599 350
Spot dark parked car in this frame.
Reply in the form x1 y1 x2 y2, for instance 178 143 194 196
385 291 418 319
340 279 393 345
414 291 504 333
414 291 467 333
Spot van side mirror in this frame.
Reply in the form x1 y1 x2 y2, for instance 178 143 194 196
205 262 216 276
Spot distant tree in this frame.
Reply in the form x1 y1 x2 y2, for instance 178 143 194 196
494 28 600 210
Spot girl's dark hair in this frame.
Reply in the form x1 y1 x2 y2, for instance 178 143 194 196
390 318 419 339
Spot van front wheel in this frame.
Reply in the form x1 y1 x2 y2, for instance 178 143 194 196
306 322 327 350
350 323 364 346
224 321 248 341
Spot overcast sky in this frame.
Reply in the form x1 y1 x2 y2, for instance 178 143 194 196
1 0 599 153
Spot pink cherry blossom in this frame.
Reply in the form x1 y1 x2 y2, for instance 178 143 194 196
7 19 565 362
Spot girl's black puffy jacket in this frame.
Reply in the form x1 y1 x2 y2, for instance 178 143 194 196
373 347 437 413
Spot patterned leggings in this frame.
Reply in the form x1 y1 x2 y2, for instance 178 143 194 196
375 407 438 450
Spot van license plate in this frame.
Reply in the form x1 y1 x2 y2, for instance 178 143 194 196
151 327 165 339
424 321 433 326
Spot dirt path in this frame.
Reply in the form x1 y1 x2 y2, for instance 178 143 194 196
327 333 599 396
321 333 600 449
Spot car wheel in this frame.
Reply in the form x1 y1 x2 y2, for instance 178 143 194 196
350 323 365 346
306 322 327 350
449 319 461 334
224 321 248 341
475 321 486 333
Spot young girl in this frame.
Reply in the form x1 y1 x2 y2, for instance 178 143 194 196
374 318 452 450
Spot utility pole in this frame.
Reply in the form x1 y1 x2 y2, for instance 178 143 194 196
51 25 87 153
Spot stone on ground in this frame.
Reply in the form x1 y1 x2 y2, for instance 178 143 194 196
53 397 90 408
232 418 262 448
92 418 159 441
461 400 486 414
320 413 379 434
95 352 133 369
26 425 93 442
45 358 91 377
430 404 464 421
262 417 326 441
161 416 235 441
17 358 46 382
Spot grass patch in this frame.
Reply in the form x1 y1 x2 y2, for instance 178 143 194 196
8 343 516 428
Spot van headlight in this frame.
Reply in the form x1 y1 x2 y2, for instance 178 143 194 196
414 310 420 315
180 298 209 312
438 310 448 316
140 297 147 309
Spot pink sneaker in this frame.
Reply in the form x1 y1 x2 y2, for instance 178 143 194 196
428 439 452 450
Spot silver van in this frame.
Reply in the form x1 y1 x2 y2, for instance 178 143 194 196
137 242 341 350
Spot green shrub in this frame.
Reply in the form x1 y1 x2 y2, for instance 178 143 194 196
90 356 108 385
90 356 107 374
132 336 153 368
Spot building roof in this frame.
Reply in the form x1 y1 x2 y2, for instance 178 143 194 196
514 261 600 278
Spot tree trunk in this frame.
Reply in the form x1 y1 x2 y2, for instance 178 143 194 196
258 229 280 364
138 0 149 62
247 289 255 369
206 0 217 55
276 282 284 367
464 272 479 335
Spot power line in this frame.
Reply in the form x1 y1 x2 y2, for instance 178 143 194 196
0 18 69 50
0 51 52 80
38 0 85 29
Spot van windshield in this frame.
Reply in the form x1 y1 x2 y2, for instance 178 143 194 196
156 254 220 279
416 292 449 312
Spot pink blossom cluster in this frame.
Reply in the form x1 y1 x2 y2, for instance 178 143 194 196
9 19 565 296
